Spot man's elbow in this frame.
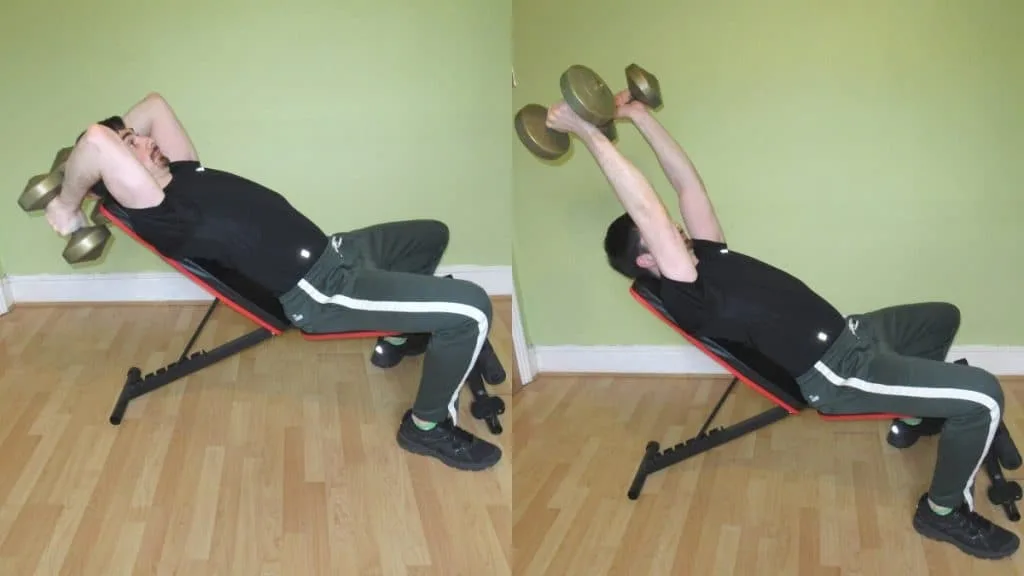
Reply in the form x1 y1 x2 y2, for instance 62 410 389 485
82 123 120 147
144 91 171 109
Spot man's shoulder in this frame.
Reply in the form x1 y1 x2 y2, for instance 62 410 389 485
690 238 729 253
169 160 204 174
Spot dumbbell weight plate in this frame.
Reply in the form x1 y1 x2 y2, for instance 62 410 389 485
63 225 111 264
626 64 662 109
514 104 570 160
559 65 617 126
50 146 73 173
89 200 109 226
18 172 64 212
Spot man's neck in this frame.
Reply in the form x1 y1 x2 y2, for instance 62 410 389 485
152 169 173 190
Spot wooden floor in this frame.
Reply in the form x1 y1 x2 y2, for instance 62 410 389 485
0 297 517 576
3 298 1024 575
512 373 1024 576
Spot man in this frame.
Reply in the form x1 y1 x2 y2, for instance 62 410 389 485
45 92 501 472
544 91 1017 559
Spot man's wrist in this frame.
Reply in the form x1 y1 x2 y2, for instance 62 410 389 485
629 109 657 129
575 121 604 141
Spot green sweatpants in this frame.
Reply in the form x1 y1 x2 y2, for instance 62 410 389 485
277 219 493 423
795 302 1005 510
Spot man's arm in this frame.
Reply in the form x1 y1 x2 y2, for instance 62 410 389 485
122 92 199 163
576 124 698 283
60 124 167 211
630 111 725 244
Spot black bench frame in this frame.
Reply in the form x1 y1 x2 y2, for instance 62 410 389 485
95 198 507 434
625 275 1023 521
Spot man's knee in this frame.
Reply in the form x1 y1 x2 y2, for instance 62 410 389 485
437 278 492 335
422 219 450 250
961 366 1005 418
461 280 492 326
934 302 962 333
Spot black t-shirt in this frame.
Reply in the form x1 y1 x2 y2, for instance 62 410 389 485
119 161 329 296
659 239 846 377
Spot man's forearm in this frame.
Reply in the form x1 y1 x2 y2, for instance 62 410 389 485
122 92 199 162
59 125 166 211
631 112 724 242
576 124 697 281
577 125 663 221
631 113 707 198
59 134 105 209
122 93 166 137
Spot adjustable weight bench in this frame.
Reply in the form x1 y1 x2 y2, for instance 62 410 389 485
625 275 1023 521
94 197 507 434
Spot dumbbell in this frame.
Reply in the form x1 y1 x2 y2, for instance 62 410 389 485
514 64 617 161
515 64 663 158
17 147 112 264
593 64 663 143
89 199 109 226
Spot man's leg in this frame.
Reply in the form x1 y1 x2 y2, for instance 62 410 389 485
866 301 961 361
866 302 961 437
345 219 451 366
345 219 450 274
279 237 500 471
801 319 1017 559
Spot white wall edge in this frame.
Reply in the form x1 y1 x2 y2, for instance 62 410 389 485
0 274 10 316
511 289 537 385
532 344 1024 377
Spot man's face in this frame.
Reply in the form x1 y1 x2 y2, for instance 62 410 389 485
118 128 169 173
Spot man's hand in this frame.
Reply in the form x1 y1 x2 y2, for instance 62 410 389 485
44 195 87 237
614 90 651 121
545 101 600 137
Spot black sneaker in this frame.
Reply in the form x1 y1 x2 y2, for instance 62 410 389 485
886 417 945 449
395 410 502 471
912 494 1020 559
370 334 430 369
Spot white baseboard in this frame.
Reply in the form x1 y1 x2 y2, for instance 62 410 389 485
7 265 542 384
7 265 513 303
0 274 10 315
533 344 1024 377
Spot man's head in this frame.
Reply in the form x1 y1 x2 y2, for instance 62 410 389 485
81 116 171 177
603 212 692 279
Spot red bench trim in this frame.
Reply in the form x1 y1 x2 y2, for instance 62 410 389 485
98 203 398 342
628 286 907 421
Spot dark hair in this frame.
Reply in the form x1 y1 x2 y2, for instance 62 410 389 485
98 115 126 132
603 212 649 279
75 115 127 143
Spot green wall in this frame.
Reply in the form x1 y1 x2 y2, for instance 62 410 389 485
1 0 512 275
4 1 1021 348
513 0 1023 347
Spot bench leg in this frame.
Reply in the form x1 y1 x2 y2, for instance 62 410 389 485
985 420 1023 521
627 377 792 500
108 300 274 425
467 337 506 435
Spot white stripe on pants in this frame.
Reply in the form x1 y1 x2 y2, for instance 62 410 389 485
296 278 489 424
813 361 1001 510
